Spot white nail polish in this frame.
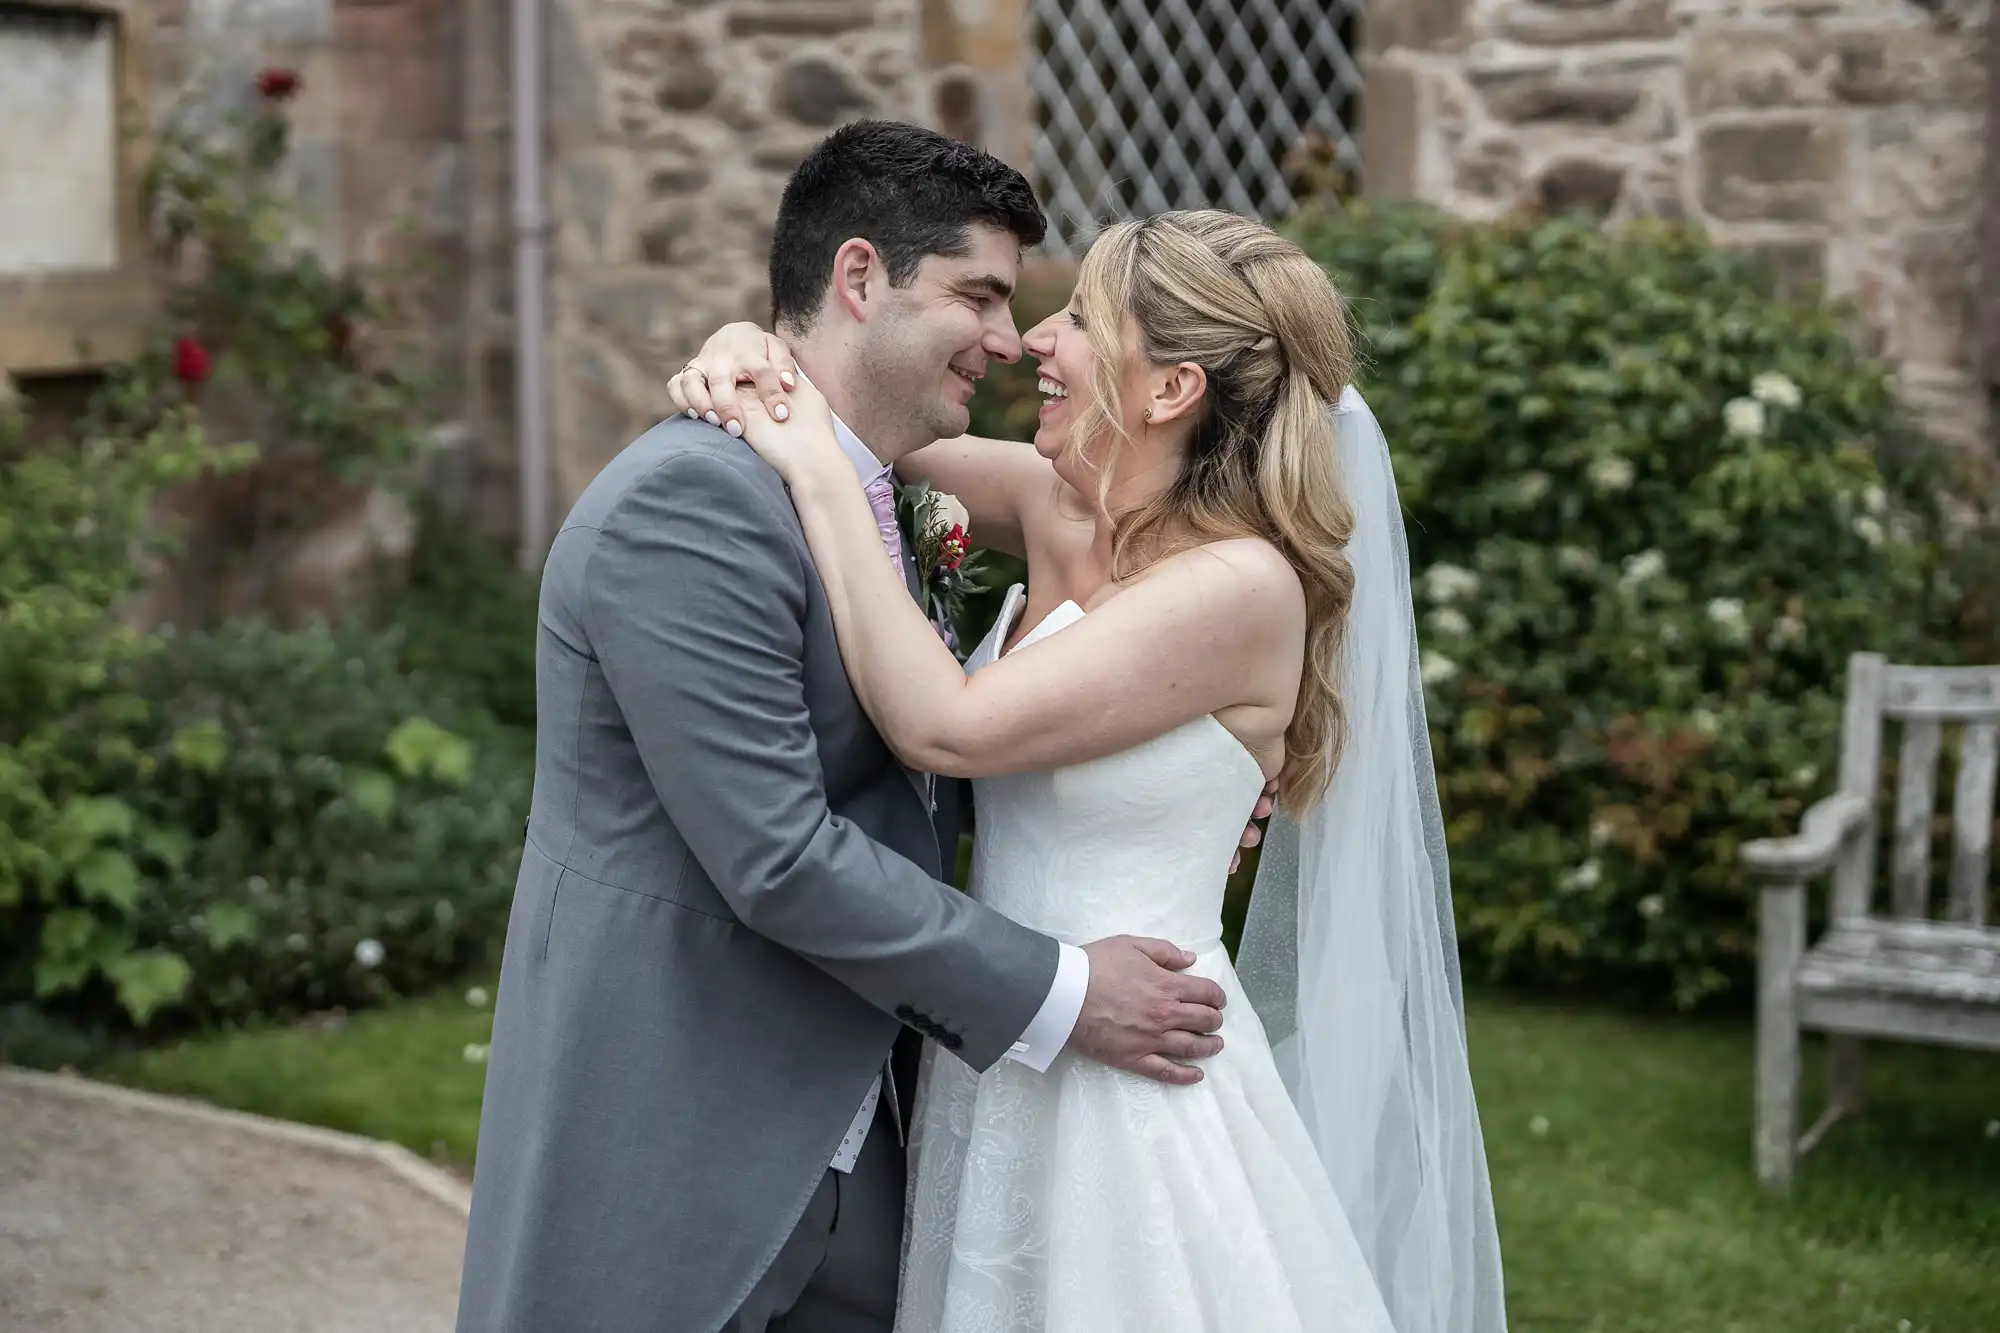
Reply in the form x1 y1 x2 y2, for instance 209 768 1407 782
780 372 796 389
725 420 743 437
705 411 720 426
774 404 790 421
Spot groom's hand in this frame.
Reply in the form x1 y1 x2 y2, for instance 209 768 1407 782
1071 937 1227 1086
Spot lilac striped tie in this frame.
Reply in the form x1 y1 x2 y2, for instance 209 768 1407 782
863 474 904 569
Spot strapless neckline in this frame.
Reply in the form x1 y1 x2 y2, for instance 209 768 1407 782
976 585 1269 785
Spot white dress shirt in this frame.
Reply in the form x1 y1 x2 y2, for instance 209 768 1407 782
822 402 1090 1172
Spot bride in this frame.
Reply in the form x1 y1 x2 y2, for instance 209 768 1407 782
672 210 1505 1333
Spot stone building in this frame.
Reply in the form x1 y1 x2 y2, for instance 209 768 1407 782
1 0 1992 558
1364 0 1996 451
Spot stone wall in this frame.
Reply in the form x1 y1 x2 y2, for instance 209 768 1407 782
1363 0 1993 449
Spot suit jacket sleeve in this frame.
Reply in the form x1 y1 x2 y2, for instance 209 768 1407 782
580 449 1059 1070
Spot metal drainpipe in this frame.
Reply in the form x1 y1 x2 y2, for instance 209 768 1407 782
512 0 550 569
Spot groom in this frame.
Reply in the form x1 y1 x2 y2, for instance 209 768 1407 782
455 121 1232 1333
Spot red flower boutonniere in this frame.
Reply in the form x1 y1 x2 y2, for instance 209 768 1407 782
896 482 982 654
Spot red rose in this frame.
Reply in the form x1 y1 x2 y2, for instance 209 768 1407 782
172 335 211 385
939 523 968 571
256 67 301 101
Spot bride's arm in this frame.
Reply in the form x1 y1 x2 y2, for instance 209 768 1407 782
735 389 1302 780
670 322 1054 558
894 435 1053 558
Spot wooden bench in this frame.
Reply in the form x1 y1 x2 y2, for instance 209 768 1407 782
1742 653 2000 1192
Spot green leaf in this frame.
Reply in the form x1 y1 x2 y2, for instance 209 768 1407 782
169 718 231 774
139 824 196 872
34 910 130 998
344 768 398 822
104 950 193 1025
54 795 137 851
201 901 260 951
73 848 142 913
384 717 474 788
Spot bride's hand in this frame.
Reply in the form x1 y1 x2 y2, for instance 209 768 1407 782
669 322 800 437
732 374 844 485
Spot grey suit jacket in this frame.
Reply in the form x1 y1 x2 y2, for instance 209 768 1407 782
455 418 1059 1333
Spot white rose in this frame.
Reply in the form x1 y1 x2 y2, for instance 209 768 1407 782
935 491 970 538
1557 545 1597 575
1706 597 1749 642
463 1043 490 1064
1638 894 1665 920
1723 397 1766 439
1423 564 1480 605
1587 457 1635 494
1512 471 1552 506
465 986 491 1009
354 938 385 969
1751 372 1801 410
1862 484 1887 515
1619 549 1666 588
1559 860 1602 893
1421 653 1459 686
1853 516 1885 547
1428 608 1472 638
1691 708 1721 737
1771 614 1805 647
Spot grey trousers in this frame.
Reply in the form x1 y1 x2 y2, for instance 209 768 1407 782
723 1097 906 1333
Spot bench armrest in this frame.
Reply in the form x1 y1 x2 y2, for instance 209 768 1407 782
1739 793 1872 882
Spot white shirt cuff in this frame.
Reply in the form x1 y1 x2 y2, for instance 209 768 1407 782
1003 942 1088 1073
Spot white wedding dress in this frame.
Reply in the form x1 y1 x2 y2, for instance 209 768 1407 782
894 584 1396 1333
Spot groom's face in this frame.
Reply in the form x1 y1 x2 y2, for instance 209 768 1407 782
855 223 1024 446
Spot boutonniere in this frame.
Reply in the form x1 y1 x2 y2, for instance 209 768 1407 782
894 480 982 653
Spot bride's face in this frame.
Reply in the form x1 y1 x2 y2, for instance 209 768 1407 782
1021 303 1156 487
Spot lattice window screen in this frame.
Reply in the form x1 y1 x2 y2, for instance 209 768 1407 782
1026 0 1364 257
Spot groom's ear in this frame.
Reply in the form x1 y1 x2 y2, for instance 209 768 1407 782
830 238 883 324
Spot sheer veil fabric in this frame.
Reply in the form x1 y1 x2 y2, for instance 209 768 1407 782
1237 388 1508 1333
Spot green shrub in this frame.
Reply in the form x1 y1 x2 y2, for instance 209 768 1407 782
110 620 527 1027
377 510 540 736
0 392 245 1028
1286 203 1975 1005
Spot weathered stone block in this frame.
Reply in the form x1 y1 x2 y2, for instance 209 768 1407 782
727 2 879 38
1451 138 1525 200
1741 238 1826 296
1856 108 1981 230
1361 60 1424 201
645 29 720 112
773 55 875 126
1470 70 1646 124
1697 119 1844 223
1397 0 1474 50
1493 0 1676 46
1535 157 1627 215
1689 27 1983 112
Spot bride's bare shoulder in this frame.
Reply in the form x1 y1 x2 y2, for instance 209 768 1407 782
1088 538 1304 646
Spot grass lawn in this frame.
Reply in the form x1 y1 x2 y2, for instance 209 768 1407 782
95 984 2000 1331
97 980 498 1171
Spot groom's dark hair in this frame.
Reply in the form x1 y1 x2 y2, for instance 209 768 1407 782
770 120 1047 333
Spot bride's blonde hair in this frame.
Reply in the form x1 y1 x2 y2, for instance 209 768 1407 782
1066 210 1357 810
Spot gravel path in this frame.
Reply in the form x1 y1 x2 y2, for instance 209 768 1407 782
0 1068 469 1333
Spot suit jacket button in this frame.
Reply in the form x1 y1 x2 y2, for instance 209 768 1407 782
895 1004 916 1021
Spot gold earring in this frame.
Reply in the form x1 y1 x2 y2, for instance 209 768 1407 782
1142 408 1154 423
